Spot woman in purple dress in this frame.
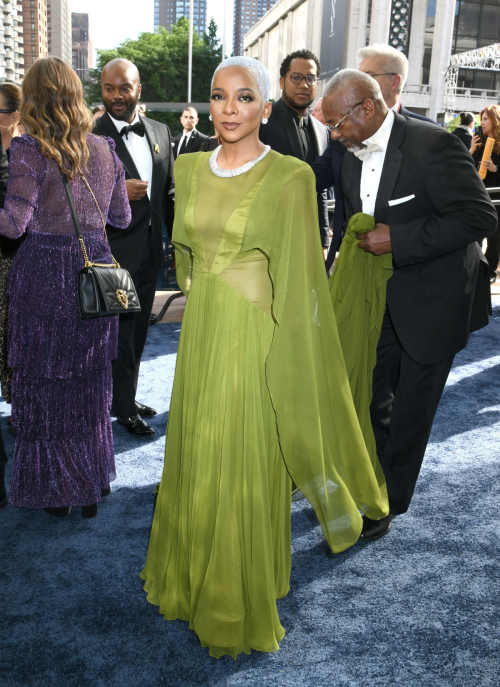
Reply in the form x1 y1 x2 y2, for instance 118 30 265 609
0 57 131 518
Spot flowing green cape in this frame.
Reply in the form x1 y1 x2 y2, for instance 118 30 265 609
173 154 388 552
329 213 393 467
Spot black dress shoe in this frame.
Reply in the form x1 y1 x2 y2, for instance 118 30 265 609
101 487 111 498
0 494 8 509
135 402 157 417
360 514 395 542
44 506 72 517
82 503 98 519
117 414 156 436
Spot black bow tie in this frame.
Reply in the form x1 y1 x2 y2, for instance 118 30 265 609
120 121 145 139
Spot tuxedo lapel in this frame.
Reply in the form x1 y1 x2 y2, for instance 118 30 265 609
342 151 363 215
374 114 406 222
143 117 162 201
276 99 304 160
185 131 197 153
97 112 141 180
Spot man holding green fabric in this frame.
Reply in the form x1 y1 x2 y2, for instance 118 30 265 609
323 70 497 541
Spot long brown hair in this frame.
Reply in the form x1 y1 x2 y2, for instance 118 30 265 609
0 82 22 138
480 104 500 154
20 57 93 178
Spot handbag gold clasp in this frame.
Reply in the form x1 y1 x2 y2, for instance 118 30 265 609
116 289 129 309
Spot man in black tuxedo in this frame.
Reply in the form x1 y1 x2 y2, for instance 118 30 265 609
172 106 208 158
94 59 174 436
259 49 330 257
322 70 497 540
313 44 435 268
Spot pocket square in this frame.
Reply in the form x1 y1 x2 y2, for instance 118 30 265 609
388 194 416 206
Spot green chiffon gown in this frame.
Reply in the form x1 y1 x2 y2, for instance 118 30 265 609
140 150 389 659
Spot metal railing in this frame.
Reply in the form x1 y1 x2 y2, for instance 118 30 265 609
486 187 500 205
455 87 498 100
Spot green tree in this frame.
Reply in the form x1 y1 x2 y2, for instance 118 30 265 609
87 18 221 107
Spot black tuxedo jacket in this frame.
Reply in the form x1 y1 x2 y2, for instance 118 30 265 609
93 112 174 276
342 112 497 365
312 140 346 268
399 103 435 124
313 104 436 267
173 129 208 158
259 99 330 247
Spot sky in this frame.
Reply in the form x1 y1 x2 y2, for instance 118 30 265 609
72 0 234 61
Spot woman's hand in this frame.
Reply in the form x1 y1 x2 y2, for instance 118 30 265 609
470 134 482 155
481 158 498 174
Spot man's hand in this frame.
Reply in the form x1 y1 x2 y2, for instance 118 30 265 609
126 179 149 201
323 247 329 261
357 223 392 255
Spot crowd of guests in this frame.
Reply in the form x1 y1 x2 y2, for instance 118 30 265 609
0 44 497 659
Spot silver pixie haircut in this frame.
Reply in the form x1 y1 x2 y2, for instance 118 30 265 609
356 44 409 94
212 57 271 103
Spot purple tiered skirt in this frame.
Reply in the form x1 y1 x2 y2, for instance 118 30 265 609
7 231 118 508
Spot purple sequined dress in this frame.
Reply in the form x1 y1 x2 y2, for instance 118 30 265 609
0 134 131 508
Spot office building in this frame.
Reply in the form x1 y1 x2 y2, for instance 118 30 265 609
21 0 48 73
0 0 24 82
47 0 71 65
72 12 92 82
154 0 207 38
233 0 278 56
243 0 500 121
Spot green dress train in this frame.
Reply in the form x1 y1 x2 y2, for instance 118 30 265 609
140 150 389 659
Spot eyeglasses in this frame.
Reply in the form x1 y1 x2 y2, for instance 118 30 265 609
288 72 318 86
326 101 365 133
0 109 15 114
365 72 397 78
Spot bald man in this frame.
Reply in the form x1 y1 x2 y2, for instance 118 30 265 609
94 59 174 436
322 70 496 540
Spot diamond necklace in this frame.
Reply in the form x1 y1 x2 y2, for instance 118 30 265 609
209 145 271 178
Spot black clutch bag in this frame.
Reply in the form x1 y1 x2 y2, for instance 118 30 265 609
61 171 140 319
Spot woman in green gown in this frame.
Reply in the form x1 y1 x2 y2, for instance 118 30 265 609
140 57 389 659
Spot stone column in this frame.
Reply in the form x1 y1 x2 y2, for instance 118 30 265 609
406 0 428 87
344 0 369 69
309 0 324 57
428 0 456 119
369 0 392 44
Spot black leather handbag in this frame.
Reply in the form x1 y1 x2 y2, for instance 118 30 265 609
61 171 140 319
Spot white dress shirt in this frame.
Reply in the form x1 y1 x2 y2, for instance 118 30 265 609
359 110 395 216
109 112 153 198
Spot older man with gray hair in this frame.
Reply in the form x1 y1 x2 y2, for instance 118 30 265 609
322 69 496 541
357 43 434 123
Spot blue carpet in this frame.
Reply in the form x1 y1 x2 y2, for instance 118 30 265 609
1 302 499 687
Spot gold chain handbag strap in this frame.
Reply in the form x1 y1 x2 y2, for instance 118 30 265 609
78 169 120 269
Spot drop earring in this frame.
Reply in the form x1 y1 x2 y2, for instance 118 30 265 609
209 114 213 121
261 117 268 124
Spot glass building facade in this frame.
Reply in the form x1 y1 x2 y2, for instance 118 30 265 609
154 0 207 38
233 0 278 56
423 0 500 90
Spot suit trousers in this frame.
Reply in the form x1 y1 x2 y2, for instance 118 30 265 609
484 206 500 278
370 309 454 515
111 229 159 418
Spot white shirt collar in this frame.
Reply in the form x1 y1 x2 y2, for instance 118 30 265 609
108 111 141 133
362 109 395 153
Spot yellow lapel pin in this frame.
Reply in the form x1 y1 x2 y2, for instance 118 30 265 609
154 143 160 154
